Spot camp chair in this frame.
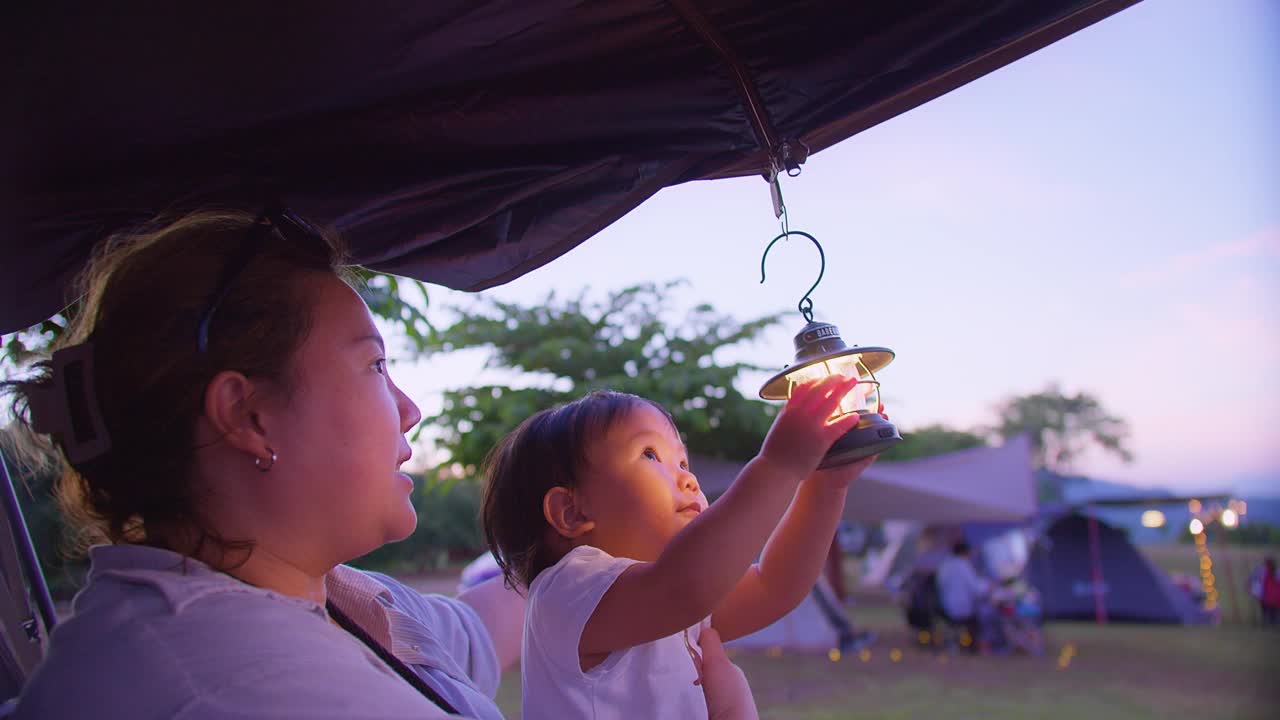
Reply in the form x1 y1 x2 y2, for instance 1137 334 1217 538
0 450 56 714
903 570 940 632
916 572 976 656
936 610 977 656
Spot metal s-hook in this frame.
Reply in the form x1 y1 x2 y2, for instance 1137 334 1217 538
759 230 825 322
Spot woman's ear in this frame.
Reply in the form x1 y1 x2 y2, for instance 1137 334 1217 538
543 486 595 539
203 370 271 458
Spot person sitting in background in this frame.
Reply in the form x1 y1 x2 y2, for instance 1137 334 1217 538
936 541 992 653
1261 557 1280 626
991 577 1043 655
1248 558 1270 624
899 530 952 632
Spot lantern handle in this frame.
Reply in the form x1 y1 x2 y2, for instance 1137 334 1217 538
760 230 825 322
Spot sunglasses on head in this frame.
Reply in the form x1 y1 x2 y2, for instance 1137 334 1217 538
194 208 325 354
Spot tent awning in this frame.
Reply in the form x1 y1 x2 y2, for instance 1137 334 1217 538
844 435 1037 523
696 435 1036 524
1 0 1140 334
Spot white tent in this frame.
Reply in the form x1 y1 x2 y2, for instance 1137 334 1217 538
727 577 846 652
844 434 1036 524
856 520 915 590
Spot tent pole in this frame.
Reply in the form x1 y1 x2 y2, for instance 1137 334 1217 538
0 448 58 634
825 533 847 604
1085 507 1107 625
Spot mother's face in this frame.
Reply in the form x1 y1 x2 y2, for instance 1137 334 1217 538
256 273 422 565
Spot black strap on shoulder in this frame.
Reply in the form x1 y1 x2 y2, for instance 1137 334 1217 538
326 600 461 715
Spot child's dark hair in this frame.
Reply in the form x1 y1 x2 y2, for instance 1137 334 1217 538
481 389 674 591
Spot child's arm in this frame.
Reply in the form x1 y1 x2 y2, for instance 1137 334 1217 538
578 374 862 660
709 454 876 641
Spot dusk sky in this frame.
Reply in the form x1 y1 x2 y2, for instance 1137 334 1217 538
392 0 1278 496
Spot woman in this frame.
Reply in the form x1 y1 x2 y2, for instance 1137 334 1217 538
4 208 757 719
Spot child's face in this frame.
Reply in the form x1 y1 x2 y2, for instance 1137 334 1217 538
576 403 708 562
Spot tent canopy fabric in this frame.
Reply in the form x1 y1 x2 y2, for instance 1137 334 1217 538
2 0 1138 334
695 434 1035 524
843 434 1037 524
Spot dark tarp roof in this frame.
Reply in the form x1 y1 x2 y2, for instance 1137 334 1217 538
1 0 1137 334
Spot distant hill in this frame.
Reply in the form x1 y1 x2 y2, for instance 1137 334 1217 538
1037 470 1278 544
1241 496 1280 528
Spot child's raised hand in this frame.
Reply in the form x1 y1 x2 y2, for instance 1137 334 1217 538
806 400 887 488
759 373 864 479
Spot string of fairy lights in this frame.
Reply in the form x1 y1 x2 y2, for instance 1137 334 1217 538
1192 522 1216 610
1186 498 1246 613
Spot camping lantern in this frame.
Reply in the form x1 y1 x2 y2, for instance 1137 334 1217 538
759 320 902 467
756 229 902 468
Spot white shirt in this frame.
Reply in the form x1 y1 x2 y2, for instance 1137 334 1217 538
521 545 708 720
328 566 503 720
936 555 991 621
16 544 501 719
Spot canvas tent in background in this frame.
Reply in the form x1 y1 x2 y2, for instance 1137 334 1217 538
845 434 1038 524
697 435 1038 652
1028 512 1209 624
849 436 1039 588
728 577 850 653
799 436 1041 592
694 434 1036 519
867 506 1217 625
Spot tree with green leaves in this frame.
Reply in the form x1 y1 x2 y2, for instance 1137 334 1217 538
423 281 786 474
991 384 1132 472
354 281 791 570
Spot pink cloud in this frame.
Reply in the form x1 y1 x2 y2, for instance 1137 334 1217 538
1120 225 1280 288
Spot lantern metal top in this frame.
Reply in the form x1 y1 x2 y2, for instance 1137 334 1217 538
759 321 894 400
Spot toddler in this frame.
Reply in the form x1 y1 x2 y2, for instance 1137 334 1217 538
481 375 877 719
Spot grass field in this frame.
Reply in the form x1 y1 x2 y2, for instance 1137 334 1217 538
489 543 1280 719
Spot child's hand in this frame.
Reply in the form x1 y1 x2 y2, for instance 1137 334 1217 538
804 401 888 489
759 373 864 479
698 627 759 720
808 452 878 490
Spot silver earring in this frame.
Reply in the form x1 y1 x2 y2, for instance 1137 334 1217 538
254 447 277 472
